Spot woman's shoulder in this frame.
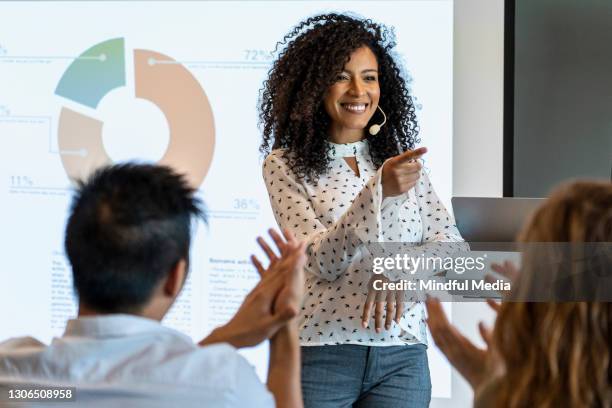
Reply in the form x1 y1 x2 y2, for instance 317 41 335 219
265 148 288 160
262 148 296 180
263 148 293 169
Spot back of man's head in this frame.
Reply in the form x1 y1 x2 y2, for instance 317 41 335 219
65 163 205 314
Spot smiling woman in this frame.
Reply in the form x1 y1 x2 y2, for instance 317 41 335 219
323 46 381 144
259 14 420 183
259 13 463 408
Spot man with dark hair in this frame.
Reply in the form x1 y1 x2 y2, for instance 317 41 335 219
0 164 306 407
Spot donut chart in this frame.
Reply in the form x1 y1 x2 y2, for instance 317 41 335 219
55 37 215 188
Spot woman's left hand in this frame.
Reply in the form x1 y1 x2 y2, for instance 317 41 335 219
425 297 498 389
489 260 519 284
361 275 404 332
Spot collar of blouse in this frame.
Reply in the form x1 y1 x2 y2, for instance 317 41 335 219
326 139 370 159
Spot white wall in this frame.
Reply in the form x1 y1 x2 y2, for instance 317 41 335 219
453 0 505 197
433 1 505 407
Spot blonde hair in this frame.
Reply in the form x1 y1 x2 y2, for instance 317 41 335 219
493 181 612 408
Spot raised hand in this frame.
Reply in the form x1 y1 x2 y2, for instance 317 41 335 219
483 260 519 305
490 260 519 283
381 147 427 198
200 229 306 348
252 228 306 319
425 297 497 389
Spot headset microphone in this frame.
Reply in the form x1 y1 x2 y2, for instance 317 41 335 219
368 105 387 135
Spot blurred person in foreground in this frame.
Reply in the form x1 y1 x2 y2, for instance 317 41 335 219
427 180 612 407
0 163 306 408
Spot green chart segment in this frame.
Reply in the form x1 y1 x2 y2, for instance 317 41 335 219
55 38 125 109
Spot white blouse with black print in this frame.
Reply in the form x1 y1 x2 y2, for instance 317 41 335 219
262 139 463 346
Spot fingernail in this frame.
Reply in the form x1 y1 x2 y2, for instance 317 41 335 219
376 328 381 333
385 325 390 330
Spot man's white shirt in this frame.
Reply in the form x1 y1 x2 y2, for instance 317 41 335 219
0 315 274 407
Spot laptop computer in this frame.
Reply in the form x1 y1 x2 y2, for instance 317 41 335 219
451 197 545 242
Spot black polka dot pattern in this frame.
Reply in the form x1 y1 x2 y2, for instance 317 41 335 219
262 140 464 346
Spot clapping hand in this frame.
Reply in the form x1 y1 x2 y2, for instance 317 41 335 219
426 261 517 386
425 297 499 389
252 229 306 320
488 260 519 285
200 229 306 348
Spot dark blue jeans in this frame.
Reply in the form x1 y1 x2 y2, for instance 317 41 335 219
301 344 431 408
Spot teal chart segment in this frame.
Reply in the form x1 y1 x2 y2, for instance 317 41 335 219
54 38 126 109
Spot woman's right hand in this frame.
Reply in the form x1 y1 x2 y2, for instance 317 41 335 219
381 147 428 199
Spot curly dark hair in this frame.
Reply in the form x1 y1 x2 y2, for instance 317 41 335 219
259 13 420 182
